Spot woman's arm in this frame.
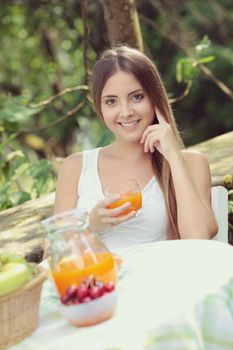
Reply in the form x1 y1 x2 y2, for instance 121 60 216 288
169 150 218 239
140 108 218 239
54 153 82 214
43 154 82 259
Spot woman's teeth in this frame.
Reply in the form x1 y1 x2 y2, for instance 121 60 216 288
120 120 139 128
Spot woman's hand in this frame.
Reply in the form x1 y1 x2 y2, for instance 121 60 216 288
140 107 181 162
89 196 136 233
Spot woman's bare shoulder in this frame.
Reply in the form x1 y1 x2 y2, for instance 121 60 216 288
58 152 83 178
181 149 211 184
54 153 83 213
62 152 82 166
181 149 209 167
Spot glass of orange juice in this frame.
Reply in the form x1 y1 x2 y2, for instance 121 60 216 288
42 209 118 326
105 179 142 217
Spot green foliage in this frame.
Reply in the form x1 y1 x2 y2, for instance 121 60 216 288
0 96 43 131
142 1 233 146
223 175 233 244
0 145 55 211
229 192 233 215
176 37 215 83
0 0 232 213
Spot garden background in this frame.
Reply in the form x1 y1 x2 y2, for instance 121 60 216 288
0 0 232 255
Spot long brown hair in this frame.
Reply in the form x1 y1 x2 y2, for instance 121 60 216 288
91 45 184 239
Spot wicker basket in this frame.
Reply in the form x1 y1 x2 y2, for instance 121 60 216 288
0 266 47 350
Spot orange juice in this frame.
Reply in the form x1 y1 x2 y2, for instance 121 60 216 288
52 251 117 296
107 192 142 217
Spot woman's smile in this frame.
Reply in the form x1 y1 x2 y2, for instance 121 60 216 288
117 119 141 130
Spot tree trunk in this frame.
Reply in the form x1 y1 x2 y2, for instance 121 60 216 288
101 0 144 51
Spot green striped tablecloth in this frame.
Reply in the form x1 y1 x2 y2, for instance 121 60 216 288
146 277 233 350
8 240 233 350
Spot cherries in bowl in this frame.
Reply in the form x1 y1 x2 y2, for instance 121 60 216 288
59 277 118 327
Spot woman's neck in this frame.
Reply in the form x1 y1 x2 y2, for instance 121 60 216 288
107 140 151 162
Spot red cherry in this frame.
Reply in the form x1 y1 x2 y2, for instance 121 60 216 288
88 286 101 299
82 296 92 303
67 285 77 297
98 284 106 297
72 299 80 305
76 285 89 302
62 285 77 304
105 282 115 293
61 295 70 305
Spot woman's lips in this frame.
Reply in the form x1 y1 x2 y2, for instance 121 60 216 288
118 120 140 129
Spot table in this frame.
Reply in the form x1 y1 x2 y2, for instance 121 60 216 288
10 240 233 350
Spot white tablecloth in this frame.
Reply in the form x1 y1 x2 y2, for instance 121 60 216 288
10 240 233 350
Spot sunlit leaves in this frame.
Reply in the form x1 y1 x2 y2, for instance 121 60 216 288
0 184 10 210
1 97 42 124
176 36 215 83
176 58 197 83
30 160 55 196
0 147 55 210
196 56 215 64
23 134 46 151
9 191 32 207
196 35 211 51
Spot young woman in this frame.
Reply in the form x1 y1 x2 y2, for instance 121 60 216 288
54 45 218 250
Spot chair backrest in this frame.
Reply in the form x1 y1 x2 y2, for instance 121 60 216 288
211 186 228 243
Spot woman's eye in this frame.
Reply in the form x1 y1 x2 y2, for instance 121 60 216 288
133 94 144 101
105 98 116 106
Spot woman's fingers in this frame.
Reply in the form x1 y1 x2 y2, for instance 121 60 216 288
155 107 167 125
106 201 132 216
144 130 160 153
100 201 134 221
98 195 121 208
102 209 136 224
140 124 158 144
90 196 136 232
117 210 136 222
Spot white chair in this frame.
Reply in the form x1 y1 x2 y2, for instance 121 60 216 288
211 186 229 243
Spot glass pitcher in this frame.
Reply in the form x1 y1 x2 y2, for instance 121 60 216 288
42 209 118 298
42 209 118 326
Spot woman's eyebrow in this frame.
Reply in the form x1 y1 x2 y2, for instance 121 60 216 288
102 94 117 99
128 89 144 96
102 89 144 99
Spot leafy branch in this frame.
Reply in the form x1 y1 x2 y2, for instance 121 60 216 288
141 15 233 101
17 100 86 135
28 85 89 108
169 81 192 104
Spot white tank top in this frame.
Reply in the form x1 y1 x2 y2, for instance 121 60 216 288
77 148 168 250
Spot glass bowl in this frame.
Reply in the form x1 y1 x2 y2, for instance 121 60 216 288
60 289 118 327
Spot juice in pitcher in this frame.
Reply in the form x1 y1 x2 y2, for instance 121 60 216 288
52 251 117 297
42 209 118 326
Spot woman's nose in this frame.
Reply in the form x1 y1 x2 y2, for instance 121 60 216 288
119 103 133 119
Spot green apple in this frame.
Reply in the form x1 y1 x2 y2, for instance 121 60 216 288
0 253 26 265
0 261 32 297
